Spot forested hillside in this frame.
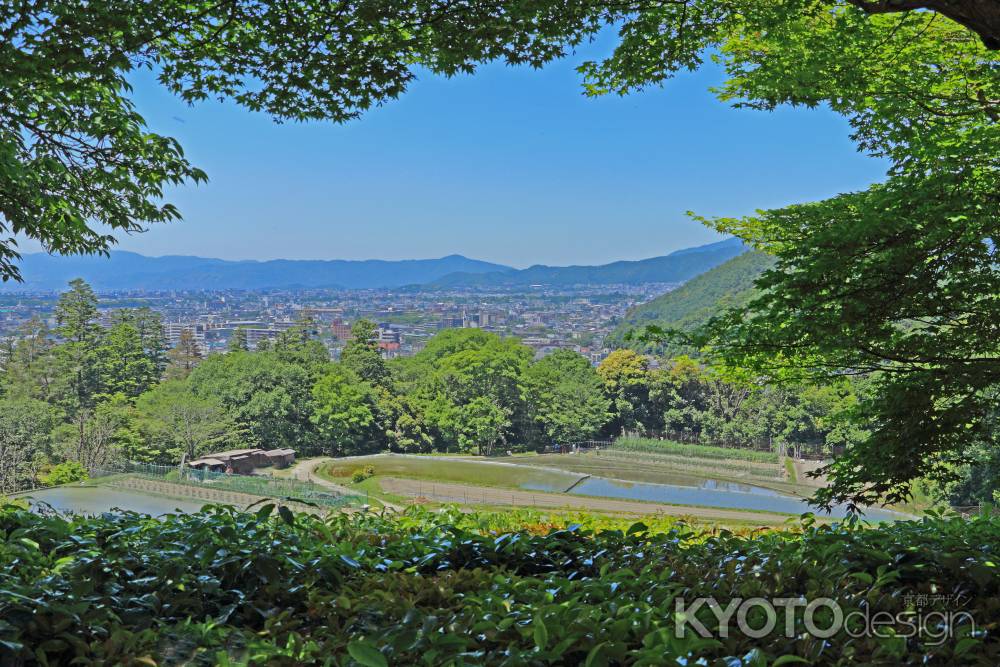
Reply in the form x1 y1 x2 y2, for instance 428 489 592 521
607 251 775 356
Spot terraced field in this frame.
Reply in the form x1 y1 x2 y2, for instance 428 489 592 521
512 449 807 496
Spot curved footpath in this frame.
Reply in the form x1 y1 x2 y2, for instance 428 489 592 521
286 457 356 495
288 457 401 511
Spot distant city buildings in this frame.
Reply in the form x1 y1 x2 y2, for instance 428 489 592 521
0 281 678 364
243 327 281 349
164 322 207 354
377 325 402 358
330 319 353 341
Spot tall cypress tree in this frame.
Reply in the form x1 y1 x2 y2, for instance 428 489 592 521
167 329 204 379
53 279 104 457
227 327 249 353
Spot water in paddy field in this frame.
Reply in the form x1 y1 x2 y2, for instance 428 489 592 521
22 485 207 516
522 475 907 522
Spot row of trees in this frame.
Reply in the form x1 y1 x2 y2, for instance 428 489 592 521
1 280 870 496
6 279 997 506
1 280 172 493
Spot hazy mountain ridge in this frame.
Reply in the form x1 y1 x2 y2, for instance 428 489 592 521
2 252 515 291
2 238 746 292
430 238 747 287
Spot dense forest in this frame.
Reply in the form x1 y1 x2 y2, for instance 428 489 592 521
2 280 870 492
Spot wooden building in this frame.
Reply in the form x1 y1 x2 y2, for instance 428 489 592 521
188 448 296 474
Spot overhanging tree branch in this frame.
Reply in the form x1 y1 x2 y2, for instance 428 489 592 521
846 0 1000 48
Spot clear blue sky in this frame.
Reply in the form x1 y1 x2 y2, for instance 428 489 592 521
22 42 887 269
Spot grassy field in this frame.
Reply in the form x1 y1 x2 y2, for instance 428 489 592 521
319 455 582 492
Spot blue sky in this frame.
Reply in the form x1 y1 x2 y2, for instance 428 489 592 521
23 42 887 268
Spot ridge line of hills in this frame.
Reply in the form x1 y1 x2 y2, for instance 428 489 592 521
606 250 776 356
2 238 746 292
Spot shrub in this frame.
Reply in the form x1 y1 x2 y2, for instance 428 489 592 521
0 506 995 664
0 498 29 510
614 437 780 464
351 467 373 483
40 461 88 486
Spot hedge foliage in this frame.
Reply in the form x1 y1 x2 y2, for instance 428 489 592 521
613 437 780 464
1 505 997 665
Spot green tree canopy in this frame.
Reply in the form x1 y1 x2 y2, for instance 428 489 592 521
98 319 159 400
51 279 103 453
134 379 237 462
271 317 331 376
457 396 510 456
187 350 320 453
525 349 610 444
311 365 376 456
597 349 652 435
1 316 58 402
227 327 249 353
0 397 57 494
166 329 203 379
392 329 532 452
340 319 390 389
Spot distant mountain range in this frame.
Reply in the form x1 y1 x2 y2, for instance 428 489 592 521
1 238 746 292
429 238 747 288
2 253 514 291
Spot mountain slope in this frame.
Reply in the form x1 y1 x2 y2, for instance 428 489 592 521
607 250 776 355
430 238 747 287
2 252 514 291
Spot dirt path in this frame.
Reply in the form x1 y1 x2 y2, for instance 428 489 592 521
286 457 355 495
792 459 828 488
378 477 791 524
288 457 402 510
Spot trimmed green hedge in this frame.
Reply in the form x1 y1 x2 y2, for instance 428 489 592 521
1 505 996 665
